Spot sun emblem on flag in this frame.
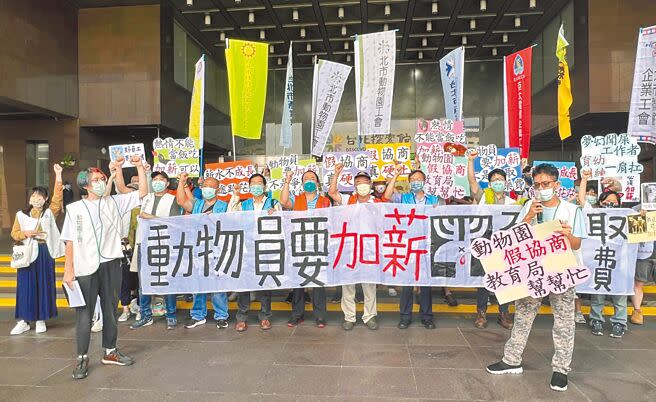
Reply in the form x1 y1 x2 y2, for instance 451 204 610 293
241 43 256 58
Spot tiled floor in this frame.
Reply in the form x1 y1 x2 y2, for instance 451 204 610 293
1 310 655 401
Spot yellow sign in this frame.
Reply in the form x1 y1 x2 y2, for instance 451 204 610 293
365 143 412 181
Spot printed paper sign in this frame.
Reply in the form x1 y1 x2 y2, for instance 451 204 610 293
642 183 656 210
322 151 371 192
152 137 200 178
204 161 256 202
415 119 466 144
365 143 412 181
109 144 146 167
580 133 643 178
474 145 524 192
416 142 469 199
627 212 656 244
269 158 319 199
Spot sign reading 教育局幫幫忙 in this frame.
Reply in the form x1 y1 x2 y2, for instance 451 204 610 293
472 220 591 304
152 137 200 178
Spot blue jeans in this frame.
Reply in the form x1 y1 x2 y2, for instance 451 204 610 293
589 294 627 326
191 293 228 321
139 291 177 320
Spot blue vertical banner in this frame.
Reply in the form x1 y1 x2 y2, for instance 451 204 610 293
280 42 294 149
439 46 465 121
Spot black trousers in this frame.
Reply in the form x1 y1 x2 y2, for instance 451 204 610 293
119 260 138 307
291 288 326 321
236 291 272 322
399 286 433 321
75 259 121 356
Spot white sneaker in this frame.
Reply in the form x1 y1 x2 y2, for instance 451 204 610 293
91 319 103 333
10 320 30 335
228 292 238 302
129 298 140 315
118 310 130 322
35 320 47 334
250 292 257 302
135 312 142 322
388 288 398 297
575 311 587 324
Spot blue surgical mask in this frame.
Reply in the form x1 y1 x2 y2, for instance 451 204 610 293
303 181 317 193
410 181 424 193
585 195 597 205
250 184 265 197
151 181 167 193
201 187 217 200
490 180 506 193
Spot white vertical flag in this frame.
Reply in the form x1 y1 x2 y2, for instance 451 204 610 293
354 30 396 136
280 43 294 149
628 26 656 144
311 60 352 157
439 46 465 121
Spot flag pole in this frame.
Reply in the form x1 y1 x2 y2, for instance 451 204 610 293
232 134 237 162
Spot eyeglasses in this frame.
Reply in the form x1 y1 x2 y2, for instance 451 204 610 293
533 180 556 189
90 177 106 183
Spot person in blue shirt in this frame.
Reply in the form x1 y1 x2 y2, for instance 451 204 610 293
383 164 439 330
176 172 230 330
486 163 586 393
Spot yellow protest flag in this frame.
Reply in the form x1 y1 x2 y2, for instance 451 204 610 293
556 24 572 140
225 39 269 140
188 55 205 148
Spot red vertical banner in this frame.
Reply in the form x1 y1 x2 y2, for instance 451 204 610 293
503 46 533 159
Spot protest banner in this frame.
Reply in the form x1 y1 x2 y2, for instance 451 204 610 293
203 161 256 202
532 161 578 200
473 145 524 193
226 39 268 140
578 209 640 295
280 43 294 149
109 144 146 167
354 30 395 136
503 46 533 159
152 137 200 178
139 204 527 295
642 183 656 210
269 157 319 199
311 60 351 157
440 47 465 121
188 55 205 148
627 25 656 144
471 220 590 304
415 118 466 144
415 142 469 199
322 151 371 192
365 143 412 181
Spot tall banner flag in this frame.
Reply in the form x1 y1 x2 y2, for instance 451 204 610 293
226 39 268 140
503 46 533 159
556 25 572 141
439 46 465 121
280 43 294 149
188 55 206 148
627 25 656 144
354 30 396 136
311 60 351 157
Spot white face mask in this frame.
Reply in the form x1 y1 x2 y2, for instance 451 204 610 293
374 184 386 193
356 183 371 197
91 181 107 197
537 188 555 202
30 198 45 209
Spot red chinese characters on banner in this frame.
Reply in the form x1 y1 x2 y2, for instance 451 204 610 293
204 161 256 202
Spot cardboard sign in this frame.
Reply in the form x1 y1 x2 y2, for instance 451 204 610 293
204 161 256 202
152 137 200 178
365 143 412 181
416 142 469 199
322 151 371 191
109 143 146 167
473 145 524 192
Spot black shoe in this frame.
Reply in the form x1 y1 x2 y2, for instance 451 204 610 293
398 320 411 329
330 295 341 304
550 372 568 391
421 319 436 329
72 355 89 380
304 293 311 304
486 361 523 375
445 293 458 307
184 294 193 303
590 319 604 336
184 318 206 329
610 323 626 339
284 292 293 303
216 319 229 329
101 349 135 366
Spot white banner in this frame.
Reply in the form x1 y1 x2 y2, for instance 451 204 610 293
628 26 656 144
311 60 351 157
139 204 640 296
280 43 294 149
355 30 396 136
439 47 465 121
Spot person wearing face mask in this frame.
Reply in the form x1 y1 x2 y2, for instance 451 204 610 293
280 169 331 328
130 171 183 331
466 150 516 330
383 164 440 330
486 164 586 393
10 164 64 336
372 179 388 199
60 156 148 379
176 173 230 330
228 173 280 332
327 164 383 331
586 189 628 339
